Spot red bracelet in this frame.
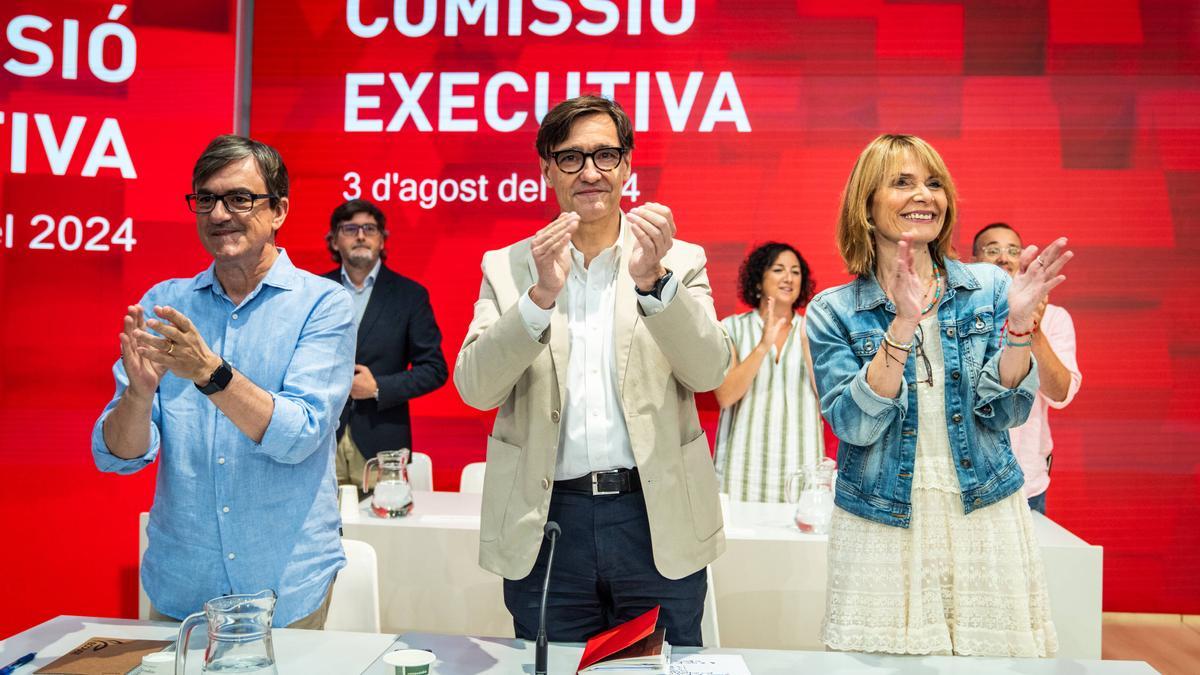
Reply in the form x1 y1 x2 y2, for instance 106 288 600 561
1004 319 1036 337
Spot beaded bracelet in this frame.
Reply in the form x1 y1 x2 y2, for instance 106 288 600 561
883 331 914 352
1003 319 1036 337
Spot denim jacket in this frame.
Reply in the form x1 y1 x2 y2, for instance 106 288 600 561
805 259 1038 528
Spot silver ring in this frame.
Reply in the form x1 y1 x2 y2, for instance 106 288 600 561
1035 258 1045 267
165 341 175 355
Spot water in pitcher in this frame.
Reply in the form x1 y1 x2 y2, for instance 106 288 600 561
205 655 276 673
370 479 412 517
175 590 278 675
364 449 414 518
793 488 833 534
786 457 837 535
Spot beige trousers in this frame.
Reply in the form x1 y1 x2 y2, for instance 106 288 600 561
334 430 367 492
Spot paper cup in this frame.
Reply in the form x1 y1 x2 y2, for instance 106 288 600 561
382 649 436 675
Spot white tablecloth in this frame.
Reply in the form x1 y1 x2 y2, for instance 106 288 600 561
339 491 1103 658
0 617 1149 675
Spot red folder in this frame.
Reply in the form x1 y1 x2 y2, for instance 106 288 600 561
576 605 660 672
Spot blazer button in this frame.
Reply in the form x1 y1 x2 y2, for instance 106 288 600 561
951 371 961 380
951 413 963 423
973 497 983 506
960 458 972 469
550 410 561 423
946 327 956 338
541 477 550 490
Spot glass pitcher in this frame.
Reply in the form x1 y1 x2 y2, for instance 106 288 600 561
785 458 837 534
176 589 277 674
363 448 413 517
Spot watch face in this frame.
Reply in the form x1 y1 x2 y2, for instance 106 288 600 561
197 359 233 395
654 271 673 295
213 360 233 388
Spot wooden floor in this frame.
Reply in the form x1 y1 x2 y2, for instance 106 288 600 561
1102 614 1200 674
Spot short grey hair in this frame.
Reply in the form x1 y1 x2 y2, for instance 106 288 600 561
192 135 289 205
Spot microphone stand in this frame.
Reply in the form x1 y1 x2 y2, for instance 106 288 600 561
535 520 561 675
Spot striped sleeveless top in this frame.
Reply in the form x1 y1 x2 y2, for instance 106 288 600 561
714 311 825 502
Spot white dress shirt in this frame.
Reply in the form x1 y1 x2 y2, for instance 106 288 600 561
518 217 679 480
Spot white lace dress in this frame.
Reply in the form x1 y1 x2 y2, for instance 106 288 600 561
822 316 1058 656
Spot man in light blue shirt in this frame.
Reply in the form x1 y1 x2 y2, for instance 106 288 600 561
91 135 355 628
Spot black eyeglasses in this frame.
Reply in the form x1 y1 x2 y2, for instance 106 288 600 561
186 192 276 214
338 223 381 237
914 324 934 388
549 147 625 174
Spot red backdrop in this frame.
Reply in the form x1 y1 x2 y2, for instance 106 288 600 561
0 0 239 632
2 0 1199 636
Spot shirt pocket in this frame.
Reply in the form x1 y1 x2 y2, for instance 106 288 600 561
848 329 883 364
958 307 994 374
479 435 523 542
681 431 723 541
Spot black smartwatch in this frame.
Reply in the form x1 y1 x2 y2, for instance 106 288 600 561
195 358 233 396
635 269 674 301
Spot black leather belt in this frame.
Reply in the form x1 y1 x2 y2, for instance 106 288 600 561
554 468 641 496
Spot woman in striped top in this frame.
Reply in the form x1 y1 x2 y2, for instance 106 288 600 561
714 242 825 502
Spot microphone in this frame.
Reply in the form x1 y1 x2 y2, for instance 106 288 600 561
535 520 561 675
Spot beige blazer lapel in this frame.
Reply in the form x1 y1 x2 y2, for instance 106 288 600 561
526 254 570 403
614 221 638 394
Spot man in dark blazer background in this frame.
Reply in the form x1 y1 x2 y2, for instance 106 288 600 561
322 199 448 490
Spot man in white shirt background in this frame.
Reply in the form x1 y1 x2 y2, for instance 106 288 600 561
974 222 1083 513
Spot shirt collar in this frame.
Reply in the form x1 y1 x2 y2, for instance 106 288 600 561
945 259 981 291
193 248 300 297
854 258 978 312
568 215 627 268
341 258 382 289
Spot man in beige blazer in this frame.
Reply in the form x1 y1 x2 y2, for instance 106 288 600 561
454 95 731 646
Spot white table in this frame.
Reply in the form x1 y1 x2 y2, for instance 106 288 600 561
386 631 1152 675
0 617 1152 675
0 616 397 674
340 491 1104 658
341 491 512 637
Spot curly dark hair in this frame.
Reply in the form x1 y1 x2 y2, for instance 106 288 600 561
737 242 816 311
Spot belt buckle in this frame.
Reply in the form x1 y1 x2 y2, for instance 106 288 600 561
591 469 621 496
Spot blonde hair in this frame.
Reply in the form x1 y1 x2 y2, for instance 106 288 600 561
836 134 958 277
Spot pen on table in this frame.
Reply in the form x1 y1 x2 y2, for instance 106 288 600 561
0 652 35 675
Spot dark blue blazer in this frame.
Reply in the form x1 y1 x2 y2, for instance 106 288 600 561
322 264 448 459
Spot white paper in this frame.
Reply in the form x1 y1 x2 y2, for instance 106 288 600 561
669 654 751 675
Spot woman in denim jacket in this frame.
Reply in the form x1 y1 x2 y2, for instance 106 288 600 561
806 135 1072 657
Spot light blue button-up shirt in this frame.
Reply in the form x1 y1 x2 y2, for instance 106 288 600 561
91 250 356 626
340 258 381 328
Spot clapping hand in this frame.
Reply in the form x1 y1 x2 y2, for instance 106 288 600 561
1008 237 1072 332
133 305 222 385
759 297 790 353
886 234 928 326
529 212 579 308
119 305 167 398
626 202 676 290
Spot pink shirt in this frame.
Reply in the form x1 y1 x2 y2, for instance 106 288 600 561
1010 303 1082 498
